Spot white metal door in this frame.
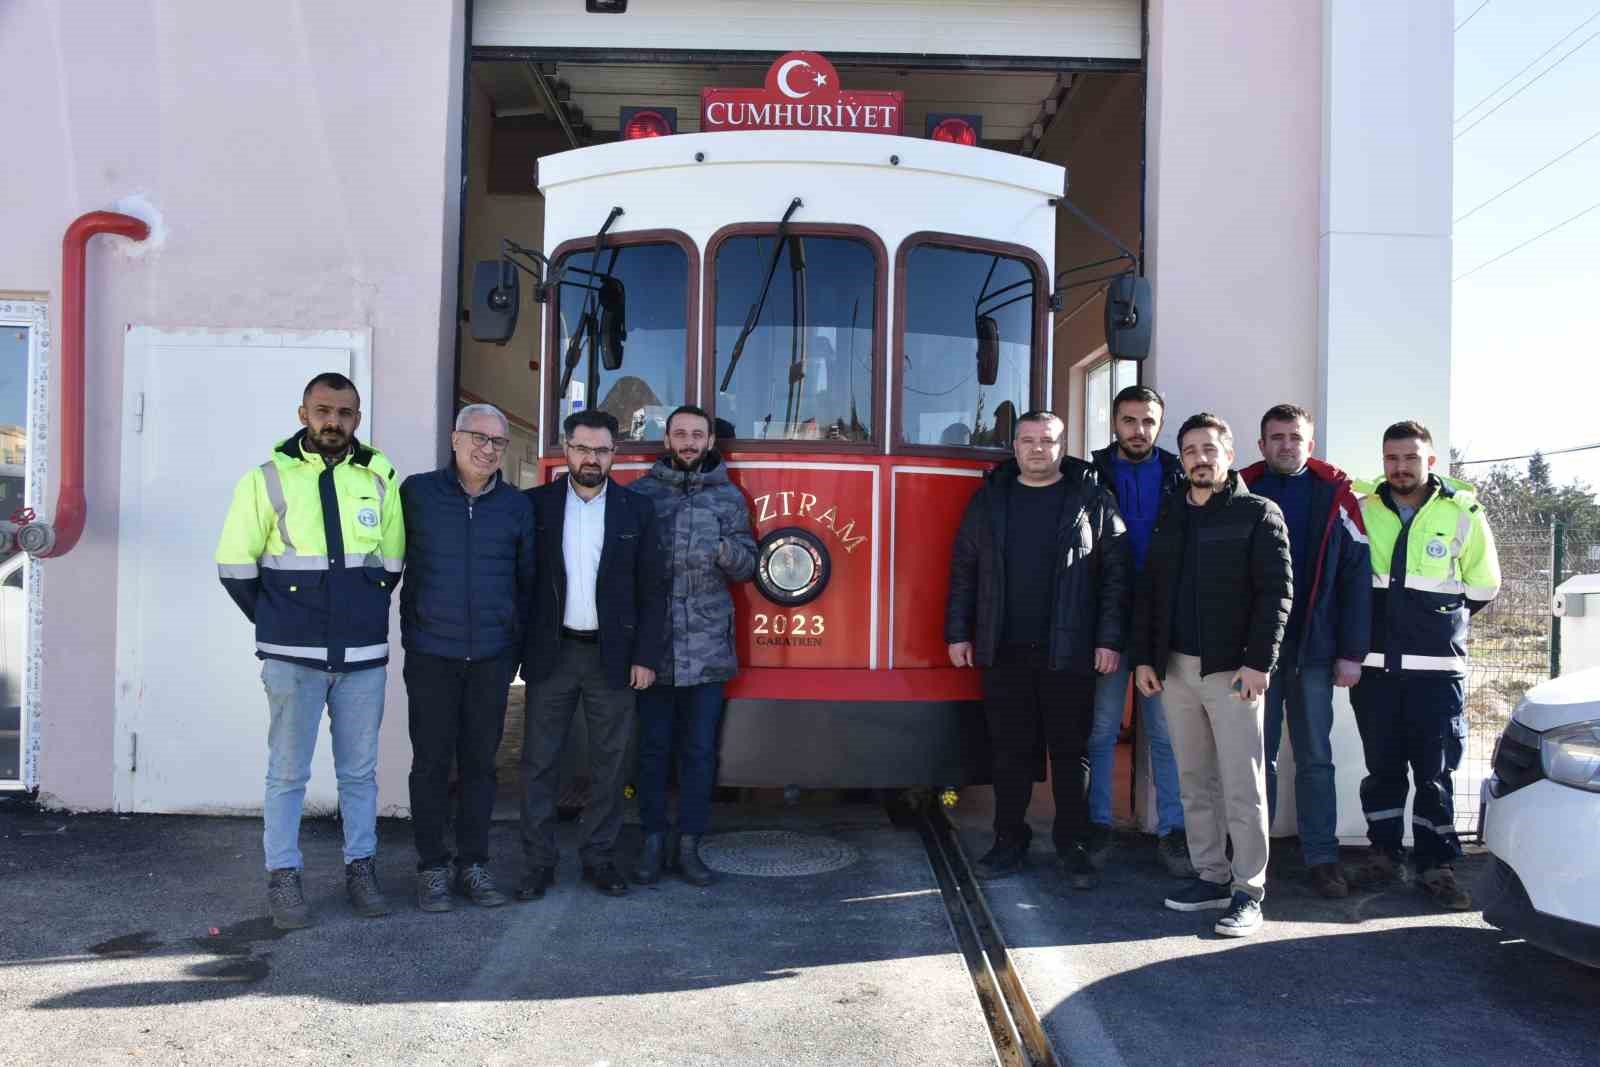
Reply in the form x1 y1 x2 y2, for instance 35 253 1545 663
0 299 47 791
114 328 372 813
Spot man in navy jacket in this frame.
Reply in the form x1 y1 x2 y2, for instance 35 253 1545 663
1240 404 1370 898
400 403 536 912
517 409 668 900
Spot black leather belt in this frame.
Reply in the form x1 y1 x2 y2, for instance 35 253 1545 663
560 626 600 644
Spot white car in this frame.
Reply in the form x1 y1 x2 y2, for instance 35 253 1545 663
1480 667 1600 967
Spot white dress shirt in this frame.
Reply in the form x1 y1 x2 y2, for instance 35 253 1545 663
561 478 607 630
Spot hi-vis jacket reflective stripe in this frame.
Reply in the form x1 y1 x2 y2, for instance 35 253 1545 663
1357 474 1500 676
215 430 404 672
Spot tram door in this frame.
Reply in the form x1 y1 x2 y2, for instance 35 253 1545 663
0 307 39 790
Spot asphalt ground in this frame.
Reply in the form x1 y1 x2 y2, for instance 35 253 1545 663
951 791 1600 1066
0 800 990 1067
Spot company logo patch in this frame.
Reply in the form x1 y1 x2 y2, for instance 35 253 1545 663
1425 538 1448 559
357 507 380 528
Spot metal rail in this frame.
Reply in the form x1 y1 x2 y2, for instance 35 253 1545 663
917 804 1058 1067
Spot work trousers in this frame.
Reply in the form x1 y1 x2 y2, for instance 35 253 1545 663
403 649 516 871
1349 669 1466 871
982 643 1097 854
519 637 635 867
636 681 725 836
1162 653 1269 902
1263 642 1340 866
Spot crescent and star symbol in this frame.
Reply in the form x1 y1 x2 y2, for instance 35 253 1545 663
776 58 829 100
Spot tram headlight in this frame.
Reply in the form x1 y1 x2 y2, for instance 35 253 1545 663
755 528 830 607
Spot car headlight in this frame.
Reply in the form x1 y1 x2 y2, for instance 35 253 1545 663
1539 718 1600 793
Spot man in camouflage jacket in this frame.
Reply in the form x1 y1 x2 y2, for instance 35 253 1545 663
628 405 757 886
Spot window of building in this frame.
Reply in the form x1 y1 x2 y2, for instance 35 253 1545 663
550 239 690 446
900 243 1038 449
1084 357 1140 455
712 232 877 444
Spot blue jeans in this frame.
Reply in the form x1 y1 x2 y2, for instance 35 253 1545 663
261 659 386 871
1088 665 1184 835
1263 651 1340 866
635 681 725 836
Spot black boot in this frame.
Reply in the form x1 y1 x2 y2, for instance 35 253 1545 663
677 834 716 887
633 832 667 885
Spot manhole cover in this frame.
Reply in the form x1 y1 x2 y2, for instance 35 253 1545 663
698 830 861 877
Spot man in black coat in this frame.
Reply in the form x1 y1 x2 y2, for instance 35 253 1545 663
516 410 668 900
400 403 536 912
945 410 1131 888
1132 413 1292 938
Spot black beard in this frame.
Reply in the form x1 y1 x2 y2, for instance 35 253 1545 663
306 428 350 457
670 449 705 472
572 465 606 488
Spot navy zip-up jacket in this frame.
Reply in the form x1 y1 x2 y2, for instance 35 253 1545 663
1240 457 1370 667
399 466 536 662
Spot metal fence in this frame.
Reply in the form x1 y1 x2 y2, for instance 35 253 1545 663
1455 520 1600 838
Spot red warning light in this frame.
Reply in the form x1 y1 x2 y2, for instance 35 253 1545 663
622 108 675 140
929 117 979 146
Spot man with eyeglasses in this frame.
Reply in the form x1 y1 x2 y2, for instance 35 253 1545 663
399 403 536 911
945 410 1131 888
517 409 668 899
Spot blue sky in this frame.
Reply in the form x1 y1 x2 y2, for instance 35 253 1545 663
1452 1 1600 490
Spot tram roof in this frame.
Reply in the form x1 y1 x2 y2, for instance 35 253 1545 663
536 130 1067 201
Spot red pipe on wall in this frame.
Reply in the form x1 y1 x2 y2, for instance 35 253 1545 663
36 211 150 558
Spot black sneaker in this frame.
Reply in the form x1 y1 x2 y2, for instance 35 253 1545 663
581 862 629 897
345 857 392 918
515 865 555 902
1085 824 1114 870
974 832 1030 879
267 868 311 930
416 866 453 913
1158 830 1198 879
452 862 508 907
1163 878 1233 912
1214 891 1263 937
1061 843 1099 890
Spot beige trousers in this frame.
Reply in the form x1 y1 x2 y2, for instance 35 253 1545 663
1162 653 1269 902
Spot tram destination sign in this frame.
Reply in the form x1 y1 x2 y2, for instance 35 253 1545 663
701 52 904 135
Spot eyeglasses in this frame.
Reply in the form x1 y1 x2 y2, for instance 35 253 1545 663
566 443 616 460
459 431 511 452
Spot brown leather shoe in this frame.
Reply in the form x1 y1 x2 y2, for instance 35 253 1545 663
1309 862 1349 898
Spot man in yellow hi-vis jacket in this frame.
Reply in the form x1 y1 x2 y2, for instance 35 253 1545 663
215 372 404 930
1352 419 1500 911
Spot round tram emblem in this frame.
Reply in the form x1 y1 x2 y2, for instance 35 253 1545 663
756 527 830 606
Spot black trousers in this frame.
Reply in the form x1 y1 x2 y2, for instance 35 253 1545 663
983 643 1097 853
403 649 516 871
519 638 635 867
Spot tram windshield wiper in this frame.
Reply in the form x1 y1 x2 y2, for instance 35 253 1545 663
718 197 802 393
559 205 625 397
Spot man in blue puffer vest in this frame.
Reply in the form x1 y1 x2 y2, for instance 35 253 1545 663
399 403 536 913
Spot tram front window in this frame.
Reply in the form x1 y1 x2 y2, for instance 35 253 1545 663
552 241 688 445
713 234 875 444
901 244 1036 449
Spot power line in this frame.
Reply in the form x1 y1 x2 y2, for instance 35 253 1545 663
1456 442 1600 465
1454 127 1600 224
1453 199 1600 281
1455 26 1600 140
1454 8 1600 124
1455 1 1491 32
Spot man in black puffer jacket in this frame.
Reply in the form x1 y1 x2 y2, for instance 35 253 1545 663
945 410 1130 888
1131 412 1291 939
399 403 536 913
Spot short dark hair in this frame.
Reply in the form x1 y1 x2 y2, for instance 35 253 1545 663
1382 419 1433 446
665 404 712 436
1259 403 1314 440
1177 412 1233 452
563 409 619 441
1113 385 1164 419
1013 409 1064 440
303 372 359 405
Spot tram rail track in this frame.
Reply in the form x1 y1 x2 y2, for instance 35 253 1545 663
915 803 1059 1067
